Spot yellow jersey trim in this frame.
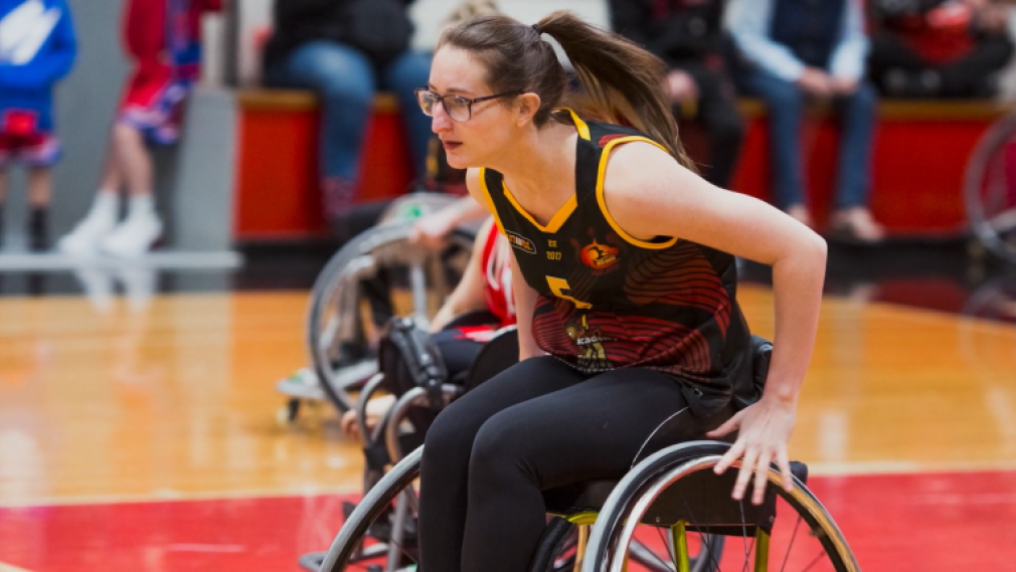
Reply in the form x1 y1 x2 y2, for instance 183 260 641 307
478 168 507 236
481 109 586 235
501 182 577 234
563 108 590 140
596 136 679 250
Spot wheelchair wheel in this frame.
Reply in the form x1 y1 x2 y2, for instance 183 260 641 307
964 113 1016 265
320 447 590 572
307 217 475 413
583 441 859 572
319 447 424 572
530 517 721 572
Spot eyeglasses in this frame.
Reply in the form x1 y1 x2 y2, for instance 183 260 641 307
414 88 524 122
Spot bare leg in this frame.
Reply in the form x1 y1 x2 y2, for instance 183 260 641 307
56 135 123 253
99 122 162 256
27 167 51 207
113 122 153 197
98 140 122 195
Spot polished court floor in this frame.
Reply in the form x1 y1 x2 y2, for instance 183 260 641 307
1 276 1015 570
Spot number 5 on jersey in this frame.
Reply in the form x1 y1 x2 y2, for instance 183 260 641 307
547 276 592 309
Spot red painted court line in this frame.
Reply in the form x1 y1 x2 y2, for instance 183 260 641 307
1 471 1014 571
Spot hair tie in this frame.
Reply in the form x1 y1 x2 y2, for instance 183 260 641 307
532 23 542 35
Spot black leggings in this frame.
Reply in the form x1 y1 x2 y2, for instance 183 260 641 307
418 357 735 572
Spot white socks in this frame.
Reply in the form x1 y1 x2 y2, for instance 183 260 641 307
89 190 120 224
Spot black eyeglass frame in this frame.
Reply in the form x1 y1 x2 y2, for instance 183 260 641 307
414 88 525 122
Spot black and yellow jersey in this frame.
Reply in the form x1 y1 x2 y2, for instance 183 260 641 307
480 109 755 415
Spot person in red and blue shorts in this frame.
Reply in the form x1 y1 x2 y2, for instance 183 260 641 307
58 0 220 257
0 0 77 250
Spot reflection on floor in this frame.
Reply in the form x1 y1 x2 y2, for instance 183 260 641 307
0 279 1014 570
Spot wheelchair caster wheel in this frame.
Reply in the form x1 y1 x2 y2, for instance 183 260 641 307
275 398 301 427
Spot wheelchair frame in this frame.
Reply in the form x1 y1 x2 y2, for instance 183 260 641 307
301 194 478 415
964 112 1016 265
318 441 859 572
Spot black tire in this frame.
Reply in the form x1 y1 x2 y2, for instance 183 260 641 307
528 517 577 572
320 447 424 572
582 441 858 572
321 447 586 572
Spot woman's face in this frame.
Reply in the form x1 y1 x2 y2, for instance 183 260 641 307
426 46 518 169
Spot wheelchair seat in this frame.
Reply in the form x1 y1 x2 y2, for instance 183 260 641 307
542 461 808 535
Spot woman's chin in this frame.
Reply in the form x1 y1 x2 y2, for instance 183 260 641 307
445 153 471 170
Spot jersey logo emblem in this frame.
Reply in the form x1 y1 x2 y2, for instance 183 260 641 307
580 239 619 270
566 314 613 371
506 230 537 255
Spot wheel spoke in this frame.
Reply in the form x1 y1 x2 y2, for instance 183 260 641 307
778 514 804 572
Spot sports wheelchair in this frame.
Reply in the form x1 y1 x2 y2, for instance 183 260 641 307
315 336 861 572
280 193 480 422
964 111 1016 266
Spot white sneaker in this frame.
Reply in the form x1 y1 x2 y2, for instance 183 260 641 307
57 210 118 255
100 212 163 257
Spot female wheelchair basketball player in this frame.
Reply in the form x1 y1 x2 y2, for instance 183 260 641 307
412 11 828 572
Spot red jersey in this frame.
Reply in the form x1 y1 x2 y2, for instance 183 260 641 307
480 220 516 328
122 0 220 79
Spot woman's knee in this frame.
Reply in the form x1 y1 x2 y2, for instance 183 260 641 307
468 410 532 484
423 398 485 465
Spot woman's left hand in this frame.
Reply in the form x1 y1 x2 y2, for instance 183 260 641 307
706 393 798 505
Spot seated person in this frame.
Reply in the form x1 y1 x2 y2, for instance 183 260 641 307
868 0 1015 98
262 0 432 233
728 0 885 241
609 0 745 189
341 215 514 439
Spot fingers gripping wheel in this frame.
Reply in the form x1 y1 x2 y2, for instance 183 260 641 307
306 207 475 414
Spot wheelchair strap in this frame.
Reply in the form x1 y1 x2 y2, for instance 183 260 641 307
381 317 450 412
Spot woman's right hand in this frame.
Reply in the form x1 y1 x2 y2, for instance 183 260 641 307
410 210 458 248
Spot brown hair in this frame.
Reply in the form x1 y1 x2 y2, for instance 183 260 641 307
438 11 696 171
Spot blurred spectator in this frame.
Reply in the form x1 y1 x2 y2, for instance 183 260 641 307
609 0 744 188
262 0 432 230
729 0 885 241
58 0 221 257
0 0 77 251
868 0 1014 98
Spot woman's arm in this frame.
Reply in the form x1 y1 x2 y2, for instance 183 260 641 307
509 249 542 360
410 195 489 248
464 168 542 361
603 142 827 504
428 218 494 332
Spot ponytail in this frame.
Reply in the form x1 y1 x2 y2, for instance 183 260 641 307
440 10 696 171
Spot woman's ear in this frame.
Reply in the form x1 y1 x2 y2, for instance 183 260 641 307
515 92 542 127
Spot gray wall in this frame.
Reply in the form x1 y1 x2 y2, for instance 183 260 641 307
3 0 234 251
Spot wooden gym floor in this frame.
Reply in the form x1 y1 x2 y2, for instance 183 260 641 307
1 279 1015 570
